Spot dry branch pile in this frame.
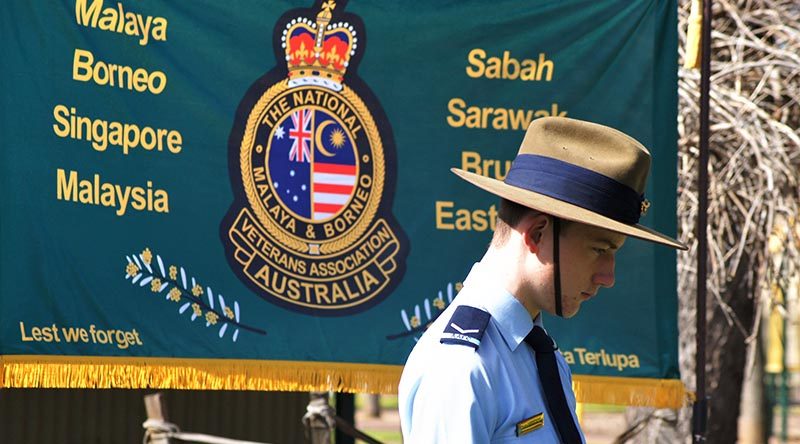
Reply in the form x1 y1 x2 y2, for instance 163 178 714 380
677 0 800 376
624 1 800 442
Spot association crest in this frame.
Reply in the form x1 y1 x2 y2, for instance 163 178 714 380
222 0 408 315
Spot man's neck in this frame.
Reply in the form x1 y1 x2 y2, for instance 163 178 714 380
480 246 542 320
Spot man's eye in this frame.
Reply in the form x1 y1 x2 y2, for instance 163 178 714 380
593 248 607 254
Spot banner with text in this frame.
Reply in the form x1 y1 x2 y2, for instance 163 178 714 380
0 0 682 406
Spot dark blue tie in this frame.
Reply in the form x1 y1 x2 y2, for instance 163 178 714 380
524 325 582 444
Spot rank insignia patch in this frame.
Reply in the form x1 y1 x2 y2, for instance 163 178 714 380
440 306 491 349
516 412 545 436
222 0 408 315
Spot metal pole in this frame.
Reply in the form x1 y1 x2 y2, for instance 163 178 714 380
335 393 356 444
692 0 712 442
367 394 381 418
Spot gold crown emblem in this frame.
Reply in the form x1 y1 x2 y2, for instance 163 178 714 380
281 1 356 91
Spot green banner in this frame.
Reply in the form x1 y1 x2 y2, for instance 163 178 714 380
1 0 681 405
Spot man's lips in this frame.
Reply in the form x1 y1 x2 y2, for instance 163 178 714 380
581 292 595 300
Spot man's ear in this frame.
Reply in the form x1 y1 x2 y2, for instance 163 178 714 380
522 214 550 253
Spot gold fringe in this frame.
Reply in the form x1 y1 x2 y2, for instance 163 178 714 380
573 375 689 408
2 356 688 408
0 356 399 394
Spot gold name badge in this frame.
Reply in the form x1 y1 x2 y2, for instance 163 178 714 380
516 412 545 437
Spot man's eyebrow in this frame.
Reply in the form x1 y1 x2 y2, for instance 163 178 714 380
593 237 623 250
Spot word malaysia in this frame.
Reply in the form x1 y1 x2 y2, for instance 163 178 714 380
446 48 567 130
57 168 169 216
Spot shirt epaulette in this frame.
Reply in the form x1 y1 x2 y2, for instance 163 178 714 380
439 305 491 349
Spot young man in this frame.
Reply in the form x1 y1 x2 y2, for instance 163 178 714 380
398 117 686 443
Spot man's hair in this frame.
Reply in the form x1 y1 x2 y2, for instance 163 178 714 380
492 198 571 247
492 199 541 247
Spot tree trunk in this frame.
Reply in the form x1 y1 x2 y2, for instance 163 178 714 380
704 251 757 443
738 336 767 444
622 250 759 444
618 0 800 440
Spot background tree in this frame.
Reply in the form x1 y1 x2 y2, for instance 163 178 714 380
622 1 800 443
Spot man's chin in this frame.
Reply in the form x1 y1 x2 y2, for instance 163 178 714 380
547 305 580 319
561 310 579 319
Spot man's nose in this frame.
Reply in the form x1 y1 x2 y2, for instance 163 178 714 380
592 256 616 288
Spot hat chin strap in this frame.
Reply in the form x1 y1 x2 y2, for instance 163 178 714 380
553 217 564 317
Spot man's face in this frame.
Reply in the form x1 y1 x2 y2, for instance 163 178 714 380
539 221 627 318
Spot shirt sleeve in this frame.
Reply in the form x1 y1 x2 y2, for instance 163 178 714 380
404 347 497 443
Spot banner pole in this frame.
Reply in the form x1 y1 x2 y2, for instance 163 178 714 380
692 0 713 442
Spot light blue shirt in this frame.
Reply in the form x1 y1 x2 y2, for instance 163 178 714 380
399 262 585 443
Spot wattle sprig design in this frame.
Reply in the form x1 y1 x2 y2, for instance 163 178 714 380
386 282 461 341
124 248 266 341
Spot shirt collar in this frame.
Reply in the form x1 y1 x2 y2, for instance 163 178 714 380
462 262 536 352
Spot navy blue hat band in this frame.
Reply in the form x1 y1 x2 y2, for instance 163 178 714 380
503 154 644 224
